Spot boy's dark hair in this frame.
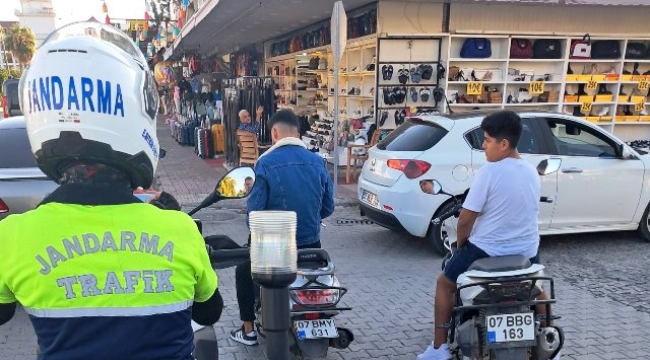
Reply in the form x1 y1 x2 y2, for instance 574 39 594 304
268 109 299 131
481 111 522 149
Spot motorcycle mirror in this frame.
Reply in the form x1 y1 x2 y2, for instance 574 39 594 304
537 158 561 176
187 166 256 216
420 179 443 195
214 166 256 199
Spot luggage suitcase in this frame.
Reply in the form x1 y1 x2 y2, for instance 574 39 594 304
211 124 225 153
169 120 177 138
198 128 214 159
194 127 202 154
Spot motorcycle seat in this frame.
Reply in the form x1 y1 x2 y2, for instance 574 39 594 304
297 249 331 269
468 255 532 273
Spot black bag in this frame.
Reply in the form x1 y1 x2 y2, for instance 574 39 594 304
626 42 648 60
533 39 562 59
591 40 621 59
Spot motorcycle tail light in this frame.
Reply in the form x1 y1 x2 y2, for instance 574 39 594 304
305 313 320 320
291 289 340 306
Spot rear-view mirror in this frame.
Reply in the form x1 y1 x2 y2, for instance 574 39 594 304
537 158 562 176
420 179 442 195
215 167 256 199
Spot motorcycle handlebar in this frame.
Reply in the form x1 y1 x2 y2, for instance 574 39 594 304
208 247 250 269
432 203 463 225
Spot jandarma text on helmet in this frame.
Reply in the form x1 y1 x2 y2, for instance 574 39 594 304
26 76 126 117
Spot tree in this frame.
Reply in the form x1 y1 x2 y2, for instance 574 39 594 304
3 24 36 70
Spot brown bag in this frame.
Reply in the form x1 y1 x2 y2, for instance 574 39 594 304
510 39 533 59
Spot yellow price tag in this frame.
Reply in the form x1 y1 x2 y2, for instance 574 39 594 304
580 100 593 115
467 82 483 95
529 81 545 95
638 80 649 91
586 80 598 90
635 100 645 112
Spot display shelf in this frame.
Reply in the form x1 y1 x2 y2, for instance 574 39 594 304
442 34 650 142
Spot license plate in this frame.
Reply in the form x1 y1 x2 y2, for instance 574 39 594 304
486 312 535 343
294 319 338 339
361 189 379 208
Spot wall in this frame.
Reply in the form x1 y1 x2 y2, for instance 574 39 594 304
377 1 445 36
17 0 57 46
449 3 650 35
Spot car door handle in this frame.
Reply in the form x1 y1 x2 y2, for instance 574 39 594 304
561 167 583 174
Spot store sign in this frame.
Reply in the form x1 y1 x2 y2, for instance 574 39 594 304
128 20 148 32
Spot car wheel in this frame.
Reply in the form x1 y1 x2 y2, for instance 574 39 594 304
426 200 457 256
637 202 650 242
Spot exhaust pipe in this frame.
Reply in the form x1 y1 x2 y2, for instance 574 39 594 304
329 327 354 349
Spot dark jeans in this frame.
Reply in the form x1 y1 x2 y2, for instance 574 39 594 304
443 241 540 283
235 241 322 322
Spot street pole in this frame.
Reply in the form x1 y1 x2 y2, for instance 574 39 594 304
330 1 347 198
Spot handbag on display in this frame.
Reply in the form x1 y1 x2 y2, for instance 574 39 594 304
533 39 562 59
460 38 492 58
626 42 649 60
570 34 591 59
510 38 533 59
591 40 621 59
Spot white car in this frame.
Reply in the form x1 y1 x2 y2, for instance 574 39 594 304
358 111 650 255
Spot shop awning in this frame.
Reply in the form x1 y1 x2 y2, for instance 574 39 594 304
172 0 377 58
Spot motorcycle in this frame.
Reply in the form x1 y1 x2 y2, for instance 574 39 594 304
420 159 564 360
186 166 354 360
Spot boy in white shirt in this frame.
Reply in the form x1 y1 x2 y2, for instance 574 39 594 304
418 110 554 360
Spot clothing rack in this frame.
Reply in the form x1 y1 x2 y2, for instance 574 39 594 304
221 76 276 165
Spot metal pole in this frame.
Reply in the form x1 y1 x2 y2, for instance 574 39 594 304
260 287 291 360
333 52 339 198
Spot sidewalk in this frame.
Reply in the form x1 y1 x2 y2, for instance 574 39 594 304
155 115 359 206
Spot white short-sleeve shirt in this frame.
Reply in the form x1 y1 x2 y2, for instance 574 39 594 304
462 157 540 258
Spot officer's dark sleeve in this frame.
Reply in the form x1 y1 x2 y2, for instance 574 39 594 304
0 302 16 325
192 288 223 325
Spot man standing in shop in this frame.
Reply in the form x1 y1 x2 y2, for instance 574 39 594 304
229 109 335 346
238 106 264 134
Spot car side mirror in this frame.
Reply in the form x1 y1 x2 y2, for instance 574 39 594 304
619 144 633 159
537 158 561 176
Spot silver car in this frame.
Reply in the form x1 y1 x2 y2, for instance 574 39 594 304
0 117 58 220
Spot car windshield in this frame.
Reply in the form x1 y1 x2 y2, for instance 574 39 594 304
377 118 448 151
0 128 38 168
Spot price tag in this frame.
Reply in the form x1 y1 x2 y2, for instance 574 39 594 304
467 82 483 95
586 80 598 91
635 100 645 112
580 99 593 114
638 80 649 91
529 81 545 95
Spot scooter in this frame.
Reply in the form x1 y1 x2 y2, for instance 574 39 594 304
187 166 354 360
420 159 564 360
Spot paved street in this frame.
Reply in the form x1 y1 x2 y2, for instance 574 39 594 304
2 116 650 360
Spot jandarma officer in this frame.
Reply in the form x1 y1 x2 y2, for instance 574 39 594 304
0 22 223 360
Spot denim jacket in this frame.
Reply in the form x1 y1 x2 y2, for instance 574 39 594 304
247 140 334 246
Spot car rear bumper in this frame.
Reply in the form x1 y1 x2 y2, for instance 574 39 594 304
359 202 407 232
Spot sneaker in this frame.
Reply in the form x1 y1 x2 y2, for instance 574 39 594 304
229 326 258 346
417 342 451 360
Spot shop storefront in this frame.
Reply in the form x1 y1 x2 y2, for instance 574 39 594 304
168 0 650 169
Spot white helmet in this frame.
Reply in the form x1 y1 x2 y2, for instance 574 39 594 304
20 21 160 188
